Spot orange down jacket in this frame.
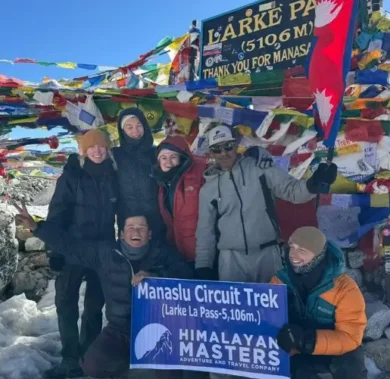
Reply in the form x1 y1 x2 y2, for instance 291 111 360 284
271 242 367 356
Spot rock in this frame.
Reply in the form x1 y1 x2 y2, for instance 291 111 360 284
348 250 365 269
10 178 20 186
11 270 50 300
384 327 390 339
365 271 374 283
32 182 56 206
365 356 384 378
10 251 53 300
0 176 51 205
374 266 386 286
364 291 379 302
15 226 33 241
29 253 49 268
365 295 390 318
346 268 364 288
365 339 390 372
0 177 5 196
25 237 45 252
365 309 390 340
0 209 19 292
11 271 37 293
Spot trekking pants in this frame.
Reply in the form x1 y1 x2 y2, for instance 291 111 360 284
218 245 283 283
290 347 367 379
81 325 210 379
210 246 282 379
55 264 105 370
81 325 159 378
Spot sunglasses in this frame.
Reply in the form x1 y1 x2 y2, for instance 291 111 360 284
209 141 236 154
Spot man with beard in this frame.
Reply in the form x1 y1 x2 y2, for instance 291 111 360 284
273 227 367 379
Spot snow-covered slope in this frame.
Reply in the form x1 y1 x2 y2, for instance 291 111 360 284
0 281 89 379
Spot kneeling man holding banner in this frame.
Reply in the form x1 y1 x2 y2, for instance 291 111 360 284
15 201 194 379
272 227 367 379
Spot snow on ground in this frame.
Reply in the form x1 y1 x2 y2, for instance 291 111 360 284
0 280 90 379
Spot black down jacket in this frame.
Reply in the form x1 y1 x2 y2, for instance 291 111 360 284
46 154 118 268
112 108 162 234
34 221 194 333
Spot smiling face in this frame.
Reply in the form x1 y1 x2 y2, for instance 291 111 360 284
288 243 316 268
210 141 238 171
122 216 151 248
122 116 144 140
86 145 108 164
158 149 181 172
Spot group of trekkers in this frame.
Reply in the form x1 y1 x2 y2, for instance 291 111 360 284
15 107 368 379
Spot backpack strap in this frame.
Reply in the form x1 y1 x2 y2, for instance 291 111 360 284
259 174 281 239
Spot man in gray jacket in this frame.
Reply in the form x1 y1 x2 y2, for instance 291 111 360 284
195 125 337 284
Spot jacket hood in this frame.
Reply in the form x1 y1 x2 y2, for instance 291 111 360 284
278 240 346 288
152 136 193 184
157 136 192 159
117 107 154 153
321 241 346 280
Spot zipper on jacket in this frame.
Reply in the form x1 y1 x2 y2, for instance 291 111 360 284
293 291 305 319
229 170 249 255
94 178 103 235
115 249 135 278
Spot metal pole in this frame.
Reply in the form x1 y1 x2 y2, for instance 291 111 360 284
189 20 198 82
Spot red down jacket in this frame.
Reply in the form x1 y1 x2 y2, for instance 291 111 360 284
154 136 207 262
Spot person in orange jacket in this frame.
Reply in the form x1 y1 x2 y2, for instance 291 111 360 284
152 136 207 269
271 227 367 379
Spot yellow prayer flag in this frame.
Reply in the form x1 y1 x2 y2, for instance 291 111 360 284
272 109 314 128
236 125 253 137
174 117 193 135
8 117 39 125
166 35 189 61
155 63 172 85
56 62 77 69
337 143 361 155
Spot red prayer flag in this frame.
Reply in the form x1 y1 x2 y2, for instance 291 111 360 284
345 119 384 142
163 100 198 120
14 58 37 64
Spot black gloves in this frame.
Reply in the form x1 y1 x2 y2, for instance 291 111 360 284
277 324 316 354
306 162 338 194
196 268 215 281
244 146 274 169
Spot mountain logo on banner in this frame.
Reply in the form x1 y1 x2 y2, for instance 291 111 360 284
134 323 173 360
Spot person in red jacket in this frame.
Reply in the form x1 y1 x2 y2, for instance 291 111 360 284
152 136 207 268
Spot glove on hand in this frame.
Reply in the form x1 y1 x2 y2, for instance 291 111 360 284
245 146 274 169
277 324 316 354
277 324 304 353
196 268 215 281
306 162 338 194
